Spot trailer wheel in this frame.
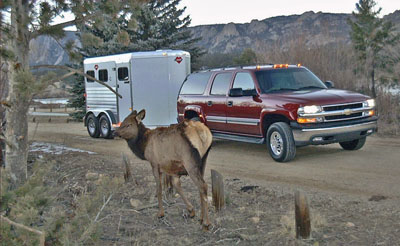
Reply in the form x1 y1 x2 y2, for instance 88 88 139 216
266 122 296 162
339 137 366 150
86 114 100 138
99 115 113 139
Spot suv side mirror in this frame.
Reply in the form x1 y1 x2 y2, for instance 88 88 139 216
325 81 334 88
229 88 243 97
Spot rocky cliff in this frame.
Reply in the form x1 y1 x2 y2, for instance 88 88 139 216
29 11 400 65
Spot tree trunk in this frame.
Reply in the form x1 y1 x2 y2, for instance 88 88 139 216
4 1 32 188
1 60 8 167
370 67 376 98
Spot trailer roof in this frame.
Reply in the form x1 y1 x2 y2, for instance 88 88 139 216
83 50 189 64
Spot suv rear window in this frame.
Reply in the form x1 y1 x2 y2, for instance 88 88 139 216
180 72 211 95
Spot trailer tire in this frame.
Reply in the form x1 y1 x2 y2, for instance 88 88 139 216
86 114 100 138
99 115 113 139
339 137 366 150
266 122 296 162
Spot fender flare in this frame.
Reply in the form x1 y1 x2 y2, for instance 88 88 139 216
260 108 295 133
184 105 205 122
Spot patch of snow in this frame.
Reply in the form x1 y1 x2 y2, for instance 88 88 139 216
30 142 96 155
33 98 69 104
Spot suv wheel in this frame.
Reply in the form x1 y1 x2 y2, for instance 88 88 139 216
86 114 100 138
99 115 113 139
339 137 366 150
266 122 296 162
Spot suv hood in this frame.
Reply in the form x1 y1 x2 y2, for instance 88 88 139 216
262 89 370 106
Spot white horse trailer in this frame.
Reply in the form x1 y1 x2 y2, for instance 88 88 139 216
83 50 190 138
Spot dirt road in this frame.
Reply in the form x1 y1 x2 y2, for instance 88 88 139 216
28 121 400 200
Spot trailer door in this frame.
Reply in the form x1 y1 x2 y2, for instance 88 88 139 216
116 63 132 122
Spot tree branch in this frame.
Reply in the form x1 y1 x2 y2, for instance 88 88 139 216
31 65 122 98
31 19 76 38
1 215 45 246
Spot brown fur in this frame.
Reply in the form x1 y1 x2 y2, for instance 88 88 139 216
114 109 213 230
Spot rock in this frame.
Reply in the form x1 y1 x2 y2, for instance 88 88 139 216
346 222 355 227
85 172 99 180
130 199 143 208
251 216 260 224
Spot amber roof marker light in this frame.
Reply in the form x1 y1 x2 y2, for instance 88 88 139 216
273 64 289 69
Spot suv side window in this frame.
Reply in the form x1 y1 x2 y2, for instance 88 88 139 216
180 72 211 95
233 73 255 90
210 73 232 95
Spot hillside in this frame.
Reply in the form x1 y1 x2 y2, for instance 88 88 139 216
28 10 400 66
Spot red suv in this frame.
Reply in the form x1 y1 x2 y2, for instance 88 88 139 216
177 64 377 162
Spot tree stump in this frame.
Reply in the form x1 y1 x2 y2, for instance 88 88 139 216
211 169 224 211
295 190 311 239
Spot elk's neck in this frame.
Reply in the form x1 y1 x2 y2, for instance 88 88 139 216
127 123 150 160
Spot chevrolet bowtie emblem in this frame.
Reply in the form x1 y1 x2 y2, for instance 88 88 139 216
343 109 352 115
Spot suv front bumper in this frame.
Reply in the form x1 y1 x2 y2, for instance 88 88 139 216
291 118 377 146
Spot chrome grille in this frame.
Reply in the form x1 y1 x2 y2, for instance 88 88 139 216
322 102 366 122
323 102 363 112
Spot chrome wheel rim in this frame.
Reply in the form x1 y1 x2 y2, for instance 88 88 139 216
88 119 96 135
270 131 283 156
100 119 109 136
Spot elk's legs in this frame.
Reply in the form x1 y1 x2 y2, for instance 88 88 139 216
151 165 164 218
171 176 195 218
186 168 210 229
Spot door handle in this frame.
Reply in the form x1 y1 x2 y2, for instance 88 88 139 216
227 101 233 107
207 101 212 106
124 80 129 84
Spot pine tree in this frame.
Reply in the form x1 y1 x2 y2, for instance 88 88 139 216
348 0 400 97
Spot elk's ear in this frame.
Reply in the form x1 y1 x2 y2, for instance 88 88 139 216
136 109 146 123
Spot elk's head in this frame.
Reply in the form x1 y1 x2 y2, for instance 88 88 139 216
113 109 146 140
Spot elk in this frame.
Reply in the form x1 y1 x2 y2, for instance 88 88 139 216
114 109 213 230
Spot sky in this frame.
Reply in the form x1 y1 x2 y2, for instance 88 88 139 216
178 0 400 26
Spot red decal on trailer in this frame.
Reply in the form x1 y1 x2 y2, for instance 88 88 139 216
94 64 99 70
175 57 183 64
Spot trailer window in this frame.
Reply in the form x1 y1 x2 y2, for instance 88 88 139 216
99 69 108 82
211 73 232 95
180 72 211 95
86 70 95 83
118 67 129 81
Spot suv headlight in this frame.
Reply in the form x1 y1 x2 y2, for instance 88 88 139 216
297 105 322 114
363 99 375 108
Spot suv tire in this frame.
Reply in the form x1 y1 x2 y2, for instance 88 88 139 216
339 137 366 150
266 122 296 162
99 115 113 139
86 114 100 138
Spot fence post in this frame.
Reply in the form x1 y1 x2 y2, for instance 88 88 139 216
211 169 224 211
295 190 311 239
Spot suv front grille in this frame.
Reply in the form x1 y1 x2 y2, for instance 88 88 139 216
323 102 363 112
325 112 363 121
322 102 366 122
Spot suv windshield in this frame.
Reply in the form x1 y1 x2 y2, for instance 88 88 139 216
255 68 327 94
